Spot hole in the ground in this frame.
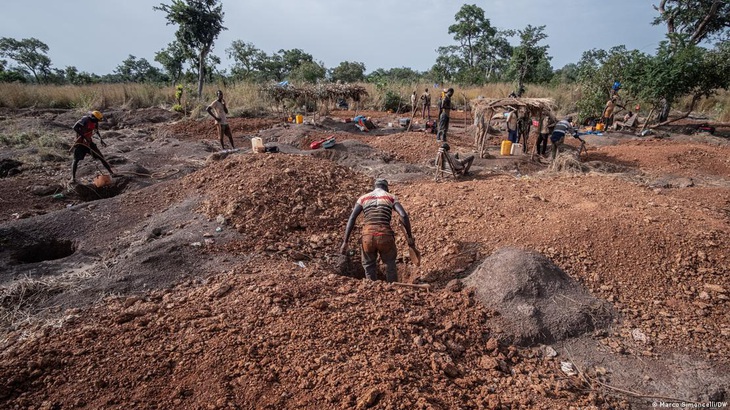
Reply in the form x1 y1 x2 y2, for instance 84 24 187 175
13 239 76 264
73 178 129 201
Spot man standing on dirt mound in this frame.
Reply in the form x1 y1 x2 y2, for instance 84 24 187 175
340 179 414 283
71 111 116 184
437 88 454 142
207 90 235 149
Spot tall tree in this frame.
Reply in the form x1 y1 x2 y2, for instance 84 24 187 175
329 61 366 83
0 37 52 83
653 0 730 46
155 0 226 98
155 42 187 86
435 4 512 84
507 25 551 92
226 40 267 81
114 55 166 83
651 0 730 120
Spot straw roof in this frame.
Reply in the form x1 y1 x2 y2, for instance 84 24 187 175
260 83 369 104
471 97 556 115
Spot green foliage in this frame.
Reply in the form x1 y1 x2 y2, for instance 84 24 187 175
227 40 268 81
154 0 227 97
652 0 730 45
155 42 187 86
114 55 167 83
506 25 552 89
0 37 52 83
329 61 366 83
383 90 404 112
434 4 512 84
366 67 422 84
289 61 326 84
575 46 643 121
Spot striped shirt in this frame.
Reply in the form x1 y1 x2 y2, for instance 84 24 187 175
552 120 574 137
357 188 398 233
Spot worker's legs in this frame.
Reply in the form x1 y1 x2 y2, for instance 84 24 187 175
71 145 89 182
536 133 547 155
551 137 564 160
437 114 449 142
223 124 235 148
361 235 380 281
461 155 475 175
508 129 518 143
424 105 430 120
361 234 397 282
217 124 226 149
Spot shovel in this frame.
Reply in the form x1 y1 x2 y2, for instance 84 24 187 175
398 221 421 266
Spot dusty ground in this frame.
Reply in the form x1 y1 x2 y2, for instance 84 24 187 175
0 107 728 409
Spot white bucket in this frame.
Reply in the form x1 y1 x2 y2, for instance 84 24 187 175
251 137 264 153
510 143 523 155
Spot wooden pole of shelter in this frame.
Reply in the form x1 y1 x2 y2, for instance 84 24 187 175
639 108 655 135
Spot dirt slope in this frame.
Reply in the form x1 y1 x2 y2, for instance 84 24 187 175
0 108 728 409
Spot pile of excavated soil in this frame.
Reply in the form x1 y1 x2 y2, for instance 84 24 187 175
464 247 615 345
0 260 627 409
182 153 371 261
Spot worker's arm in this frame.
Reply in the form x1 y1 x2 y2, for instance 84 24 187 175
96 129 107 147
394 203 414 244
206 105 219 121
222 99 228 114
340 204 363 255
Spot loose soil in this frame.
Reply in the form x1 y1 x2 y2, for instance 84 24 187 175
0 107 728 409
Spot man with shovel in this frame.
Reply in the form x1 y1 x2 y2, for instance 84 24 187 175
340 179 417 282
71 110 116 184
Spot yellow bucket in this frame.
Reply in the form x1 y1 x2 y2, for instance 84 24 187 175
295 114 303 124
500 140 512 156
595 123 605 131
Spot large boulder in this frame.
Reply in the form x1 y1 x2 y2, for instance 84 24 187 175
464 247 614 346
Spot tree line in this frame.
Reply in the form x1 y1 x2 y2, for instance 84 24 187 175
1 1 728 122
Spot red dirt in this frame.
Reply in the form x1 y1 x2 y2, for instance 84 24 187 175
0 108 728 409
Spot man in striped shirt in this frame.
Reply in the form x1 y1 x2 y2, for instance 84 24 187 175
550 116 580 160
340 179 413 282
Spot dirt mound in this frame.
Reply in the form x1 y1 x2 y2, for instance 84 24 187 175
464 247 615 345
183 153 371 261
0 262 624 409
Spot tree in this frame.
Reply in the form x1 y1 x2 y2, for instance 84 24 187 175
0 37 52 83
290 61 326 84
435 4 512 84
155 0 226 98
329 61 366 83
653 0 730 46
226 40 268 81
624 42 730 123
651 0 730 120
575 46 644 122
114 55 166 83
507 25 551 91
155 42 187 86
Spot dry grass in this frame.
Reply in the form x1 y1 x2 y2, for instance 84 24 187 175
1 82 727 121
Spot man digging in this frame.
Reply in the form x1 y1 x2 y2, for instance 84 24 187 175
340 179 414 283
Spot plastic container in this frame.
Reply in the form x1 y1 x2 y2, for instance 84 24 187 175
251 137 264 153
94 174 112 188
295 114 303 124
510 143 523 155
500 140 512 156
595 123 605 131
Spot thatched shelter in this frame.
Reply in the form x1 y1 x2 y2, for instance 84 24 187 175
260 83 369 114
472 97 556 158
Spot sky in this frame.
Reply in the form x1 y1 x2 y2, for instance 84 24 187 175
0 0 669 76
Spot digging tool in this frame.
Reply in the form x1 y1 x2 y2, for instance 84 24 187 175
392 282 431 291
398 221 421 266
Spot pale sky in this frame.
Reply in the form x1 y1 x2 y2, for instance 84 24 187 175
1 0 668 76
